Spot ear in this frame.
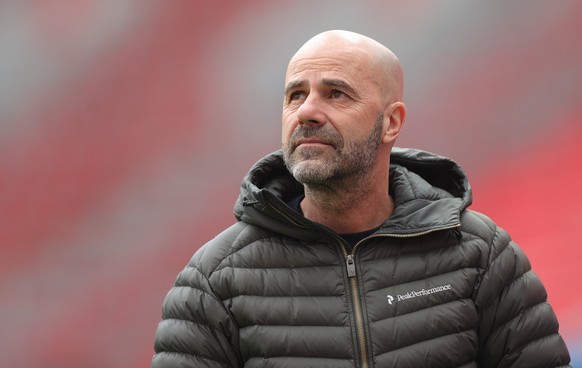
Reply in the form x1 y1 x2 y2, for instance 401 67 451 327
382 102 406 145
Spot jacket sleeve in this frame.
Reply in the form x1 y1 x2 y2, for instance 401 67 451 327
474 221 571 368
151 263 242 368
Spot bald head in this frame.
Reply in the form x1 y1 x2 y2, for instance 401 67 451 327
288 30 404 102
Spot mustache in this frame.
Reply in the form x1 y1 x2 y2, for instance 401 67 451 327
288 125 344 149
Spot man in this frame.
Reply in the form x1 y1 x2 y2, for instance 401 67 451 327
151 30 571 367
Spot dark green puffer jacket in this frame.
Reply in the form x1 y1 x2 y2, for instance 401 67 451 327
151 148 571 368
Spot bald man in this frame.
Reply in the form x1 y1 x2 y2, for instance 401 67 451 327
282 30 406 235
152 31 571 368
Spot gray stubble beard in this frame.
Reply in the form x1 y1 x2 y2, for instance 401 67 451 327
282 113 384 186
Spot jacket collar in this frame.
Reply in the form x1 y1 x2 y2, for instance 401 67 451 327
234 148 472 239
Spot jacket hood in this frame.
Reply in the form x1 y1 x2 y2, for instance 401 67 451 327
234 148 472 241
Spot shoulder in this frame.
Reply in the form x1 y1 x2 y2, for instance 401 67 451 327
460 210 538 304
170 221 271 293
460 210 497 241
457 209 524 285
459 209 512 258
186 221 271 278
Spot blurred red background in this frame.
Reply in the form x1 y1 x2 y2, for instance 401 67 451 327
0 1 580 367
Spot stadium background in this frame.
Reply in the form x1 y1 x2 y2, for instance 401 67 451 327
0 1 580 366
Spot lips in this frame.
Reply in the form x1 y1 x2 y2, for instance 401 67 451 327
296 139 331 146
293 139 334 153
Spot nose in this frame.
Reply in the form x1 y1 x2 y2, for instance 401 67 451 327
296 94 326 126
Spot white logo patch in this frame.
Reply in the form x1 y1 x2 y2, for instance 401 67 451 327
387 284 452 305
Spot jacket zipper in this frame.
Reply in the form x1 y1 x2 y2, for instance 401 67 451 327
265 198 461 367
343 223 461 368
341 244 369 368
264 198 371 367
346 222 462 278
264 196 311 228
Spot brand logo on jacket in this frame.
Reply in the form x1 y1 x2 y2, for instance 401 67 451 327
387 284 452 304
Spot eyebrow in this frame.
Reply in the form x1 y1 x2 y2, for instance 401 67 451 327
284 80 305 96
284 78 359 98
321 78 358 98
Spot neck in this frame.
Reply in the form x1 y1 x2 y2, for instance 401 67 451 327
300 171 393 234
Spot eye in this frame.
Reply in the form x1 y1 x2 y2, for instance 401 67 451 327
331 90 347 99
289 91 305 101
290 92 302 100
287 91 306 103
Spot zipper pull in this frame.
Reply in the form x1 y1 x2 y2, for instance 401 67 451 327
346 254 356 277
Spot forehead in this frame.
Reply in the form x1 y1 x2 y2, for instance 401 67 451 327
285 52 373 90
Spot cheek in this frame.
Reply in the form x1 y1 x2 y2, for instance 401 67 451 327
281 110 298 143
281 129 290 144
349 108 381 138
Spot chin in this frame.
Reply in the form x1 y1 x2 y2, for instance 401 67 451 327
291 161 332 183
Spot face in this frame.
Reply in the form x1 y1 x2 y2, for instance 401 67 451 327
281 47 386 185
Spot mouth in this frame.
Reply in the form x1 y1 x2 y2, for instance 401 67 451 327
296 139 332 148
